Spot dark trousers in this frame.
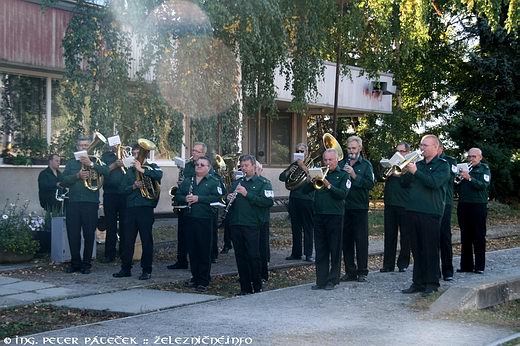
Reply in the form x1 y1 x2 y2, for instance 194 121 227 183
176 212 189 264
65 202 98 270
382 205 410 270
288 197 314 258
211 212 219 260
231 225 262 293
186 216 213 286
439 203 454 277
259 222 270 281
222 217 233 250
406 211 441 289
103 193 127 260
121 207 155 274
314 214 343 287
458 203 487 272
343 209 369 276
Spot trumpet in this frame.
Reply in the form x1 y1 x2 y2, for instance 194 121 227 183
383 150 423 179
312 166 330 190
116 144 133 174
454 163 473 184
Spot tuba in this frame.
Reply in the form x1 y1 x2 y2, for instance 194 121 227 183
136 138 161 200
284 133 343 191
214 154 227 174
83 131 107 191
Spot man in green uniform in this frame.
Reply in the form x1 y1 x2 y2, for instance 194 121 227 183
113 143 162 280
175 156 223 291
168 142 209 270
60 136 110 274
38 154 63 213
279 143 315 262
256 160 272 281
303 148 350 290
401 134 450 296
341 136 374 282
455 147 491 274
100 141 125 263
438 142 457 281
380 143 411 273
227 154 274 295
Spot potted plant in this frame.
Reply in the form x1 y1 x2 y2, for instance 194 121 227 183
0 199 40 263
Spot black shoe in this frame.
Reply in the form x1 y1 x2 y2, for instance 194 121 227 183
113 270 131 278
285 255 302 260
81 268 91 274
340 274 357 282
402 285 424 294
183 280 197 288
473 270 484 274
398 268 407 272
357 275 367 282
238 291 251 296
167 262 188 270
138 272 151 280
324 282 336 290
311 285 324 290
380 268 394 273
421 288 438 297
64 266 81 273
305 256 315 262
443 276 454 281
196 285 208 292
456 268 472 273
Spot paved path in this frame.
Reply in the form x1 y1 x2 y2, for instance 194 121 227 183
30 248 520 346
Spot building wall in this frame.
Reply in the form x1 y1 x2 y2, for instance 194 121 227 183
0 0 72 72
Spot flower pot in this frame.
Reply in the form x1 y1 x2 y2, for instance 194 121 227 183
0 250 34 264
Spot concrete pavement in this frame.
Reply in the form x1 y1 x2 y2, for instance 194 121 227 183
30 247 520 346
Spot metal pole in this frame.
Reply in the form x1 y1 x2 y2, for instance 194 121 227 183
46 77 52 145
332 0 345 137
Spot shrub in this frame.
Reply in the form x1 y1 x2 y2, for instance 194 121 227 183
0 199 40 255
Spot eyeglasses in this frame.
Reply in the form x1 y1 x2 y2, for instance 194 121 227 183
296 150 305 153
467 155 478 158
195 163 208 167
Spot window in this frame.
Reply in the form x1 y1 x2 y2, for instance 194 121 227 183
247 112 292 166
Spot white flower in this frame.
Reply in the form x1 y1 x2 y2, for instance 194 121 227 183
2 214 7 220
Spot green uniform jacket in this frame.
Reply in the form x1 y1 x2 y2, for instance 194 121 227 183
402 156 450 217
175 174 223 219
101 152 125 194
38 167 61 209
60 158 109 203
456 163 491 204
441 154 458 205
257 177 273 224
121 162 163 208
340 156 374 210
302 166 350 215
383 175 409 208
279 166 314 201
228 175 274 227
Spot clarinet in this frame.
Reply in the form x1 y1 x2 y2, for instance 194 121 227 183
224 182 241 215
187 177 194 213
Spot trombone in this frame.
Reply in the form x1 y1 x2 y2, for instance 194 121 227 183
312 166 330 189
382 150 423 179
116 143 133 174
